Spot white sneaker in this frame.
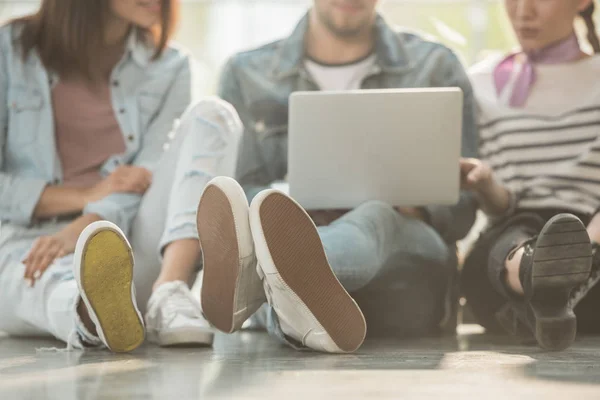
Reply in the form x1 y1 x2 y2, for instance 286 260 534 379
249 190 367 353
197 176 266 333
145 281 214 347
74 221 145 353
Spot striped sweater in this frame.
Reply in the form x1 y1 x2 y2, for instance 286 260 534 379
469 55 600 216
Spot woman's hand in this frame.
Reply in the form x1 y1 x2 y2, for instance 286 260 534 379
84 166 152 204
460 158 512 216
460 158 495 191
22 214 103 287
22 233 73 287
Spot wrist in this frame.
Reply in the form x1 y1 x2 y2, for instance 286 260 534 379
56 214 103 249
54 226 78 252
84 213 103 223
476 186 512 215
476 175 500 195
79 187 92 209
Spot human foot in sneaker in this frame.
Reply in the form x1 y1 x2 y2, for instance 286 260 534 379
249 189 367 353
197 177 266 333
145 281 214 347
74 221 145 353
516 214 593 351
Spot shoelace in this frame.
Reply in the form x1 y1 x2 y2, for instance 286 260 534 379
168 290 202 318
150 283 202 322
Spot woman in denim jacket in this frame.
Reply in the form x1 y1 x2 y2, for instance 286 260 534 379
0 0 241 352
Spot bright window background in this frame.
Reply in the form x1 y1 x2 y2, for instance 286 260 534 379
1 0 597 94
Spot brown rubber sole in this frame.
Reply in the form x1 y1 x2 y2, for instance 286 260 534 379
258 193 366 353
530 214 593 351
81 229 145 353
197 185 241 333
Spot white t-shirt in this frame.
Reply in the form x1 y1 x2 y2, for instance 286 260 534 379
469 55 600 215
304 53 377 91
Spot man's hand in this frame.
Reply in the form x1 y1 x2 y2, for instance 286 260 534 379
307 210 349 226
396 207 427 222
83 166 152 204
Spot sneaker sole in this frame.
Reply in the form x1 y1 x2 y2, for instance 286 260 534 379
530 214 592 351
80 228 145 353
198 184 243 333
258 193 366 353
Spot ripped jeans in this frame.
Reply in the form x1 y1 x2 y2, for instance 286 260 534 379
0 98 242 348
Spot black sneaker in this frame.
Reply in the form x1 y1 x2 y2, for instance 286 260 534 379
517 214 593 351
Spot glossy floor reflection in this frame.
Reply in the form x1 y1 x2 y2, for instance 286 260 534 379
1 326 600 399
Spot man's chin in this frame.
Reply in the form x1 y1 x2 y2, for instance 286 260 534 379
328 22 369 38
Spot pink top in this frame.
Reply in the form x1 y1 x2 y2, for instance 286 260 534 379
52 44 126 188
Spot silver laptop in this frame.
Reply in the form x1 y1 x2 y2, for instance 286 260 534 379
287 88 463 210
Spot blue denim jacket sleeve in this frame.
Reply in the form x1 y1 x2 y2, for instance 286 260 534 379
83 58 192 233
218 59 270 202
0 38 48 225
422 50 479 243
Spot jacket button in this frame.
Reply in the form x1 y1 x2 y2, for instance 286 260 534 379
119 108 126 114
128 135 134 142
113 80 120 87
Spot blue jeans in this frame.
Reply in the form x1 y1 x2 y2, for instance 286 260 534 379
255 201 454 349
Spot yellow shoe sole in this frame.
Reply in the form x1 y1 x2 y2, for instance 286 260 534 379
80 228 145 353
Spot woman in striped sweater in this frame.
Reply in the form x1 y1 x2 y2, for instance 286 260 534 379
461 0 600 351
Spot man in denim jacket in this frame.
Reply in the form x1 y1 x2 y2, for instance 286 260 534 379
213 0 478 350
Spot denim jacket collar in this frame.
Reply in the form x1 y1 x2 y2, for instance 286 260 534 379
270 12 414 80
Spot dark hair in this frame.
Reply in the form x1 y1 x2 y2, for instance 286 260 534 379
12 0 179 80
580 2 600 54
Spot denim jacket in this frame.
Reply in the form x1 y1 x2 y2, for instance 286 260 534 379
0 22 192 233
218 14 479 243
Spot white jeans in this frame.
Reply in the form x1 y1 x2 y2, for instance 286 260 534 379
0 98 242 347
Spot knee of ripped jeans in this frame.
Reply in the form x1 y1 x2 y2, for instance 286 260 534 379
174 97 243 143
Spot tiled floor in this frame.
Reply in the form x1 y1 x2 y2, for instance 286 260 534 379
1 326 600 399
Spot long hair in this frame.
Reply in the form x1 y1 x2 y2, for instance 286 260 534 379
580 2 600 54
12 0 179 80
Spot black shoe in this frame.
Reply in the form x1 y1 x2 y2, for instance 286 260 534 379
569 242 600 309
515 214 593 351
